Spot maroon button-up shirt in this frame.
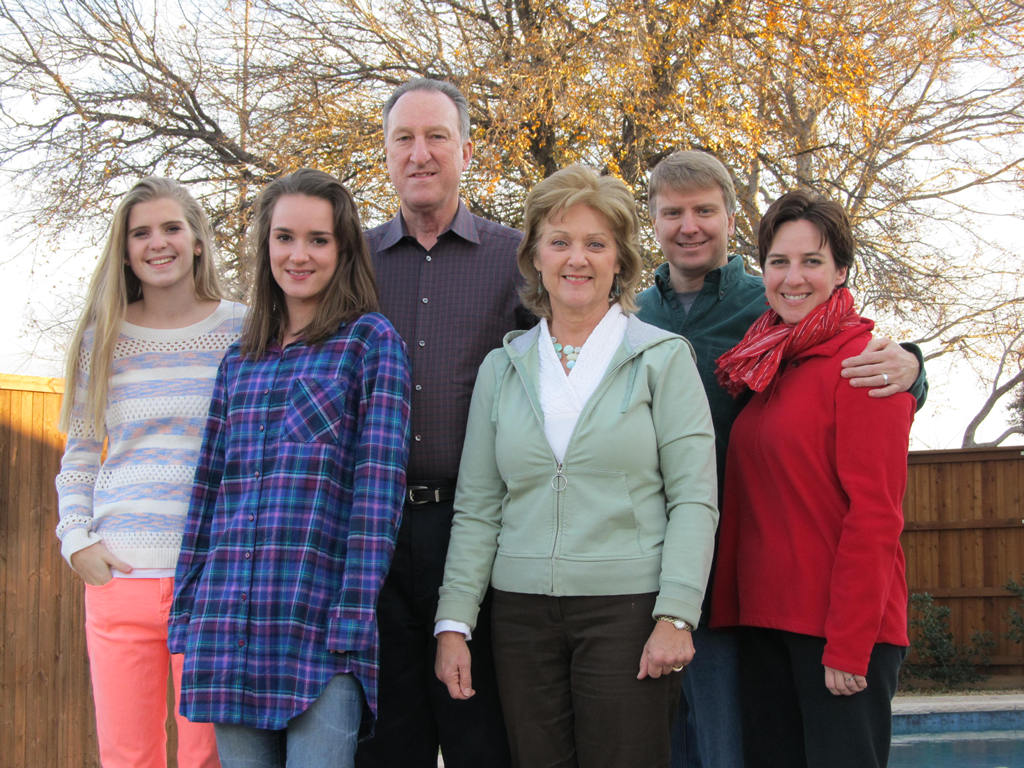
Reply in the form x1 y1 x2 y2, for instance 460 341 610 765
367 202 535 483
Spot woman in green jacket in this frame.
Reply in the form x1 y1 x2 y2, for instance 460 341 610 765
434 166 719 768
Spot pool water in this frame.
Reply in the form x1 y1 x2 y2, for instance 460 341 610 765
889 730 1024 768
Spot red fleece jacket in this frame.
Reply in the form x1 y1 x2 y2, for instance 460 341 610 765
711 318 914 675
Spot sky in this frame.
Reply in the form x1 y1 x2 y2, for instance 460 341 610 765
2 1 1020 451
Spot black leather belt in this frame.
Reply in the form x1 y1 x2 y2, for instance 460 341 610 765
405 484 456 505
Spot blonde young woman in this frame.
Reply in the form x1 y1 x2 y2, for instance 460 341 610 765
56 177 243 768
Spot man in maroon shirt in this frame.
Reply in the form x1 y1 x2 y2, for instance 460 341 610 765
355 78 532 768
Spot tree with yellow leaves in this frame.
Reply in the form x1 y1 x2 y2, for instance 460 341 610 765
1 0 1022 443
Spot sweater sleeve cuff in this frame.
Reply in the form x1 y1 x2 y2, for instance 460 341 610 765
60 528 103 565
821 645 871 677
435 588 483 630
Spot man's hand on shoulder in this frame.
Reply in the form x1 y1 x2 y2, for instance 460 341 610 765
840 336 920 397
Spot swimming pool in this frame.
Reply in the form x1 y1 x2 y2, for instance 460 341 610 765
889 729 1024 768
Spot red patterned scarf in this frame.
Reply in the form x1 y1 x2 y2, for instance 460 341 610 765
715 287 860 396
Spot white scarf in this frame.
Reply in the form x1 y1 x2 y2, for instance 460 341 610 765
538 304 627 463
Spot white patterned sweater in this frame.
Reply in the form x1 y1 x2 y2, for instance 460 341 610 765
56 300 246 570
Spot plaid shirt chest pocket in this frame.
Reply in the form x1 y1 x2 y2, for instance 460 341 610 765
281 376 351 444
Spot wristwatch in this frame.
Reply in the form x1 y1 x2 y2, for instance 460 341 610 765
656 615 694 632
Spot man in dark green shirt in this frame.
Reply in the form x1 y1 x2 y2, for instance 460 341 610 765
636 150 926 768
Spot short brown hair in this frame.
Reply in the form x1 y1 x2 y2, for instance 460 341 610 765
517 165 643 318
241 169 379 358
648 150 736 215
757 189 854 286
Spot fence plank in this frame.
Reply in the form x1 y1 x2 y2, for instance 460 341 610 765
905 518 1022 531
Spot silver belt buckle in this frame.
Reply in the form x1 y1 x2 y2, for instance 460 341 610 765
406 485 431 505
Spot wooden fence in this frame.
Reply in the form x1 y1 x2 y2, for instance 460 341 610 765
1 375 178 767
903 446 1024 675
1 374 100 767
2 374 1023 765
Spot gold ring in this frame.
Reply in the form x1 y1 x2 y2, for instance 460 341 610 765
672 665 685 672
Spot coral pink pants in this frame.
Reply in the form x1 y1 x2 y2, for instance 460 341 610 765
84 577 219 768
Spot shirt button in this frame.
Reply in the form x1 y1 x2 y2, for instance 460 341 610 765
425 255 432 262
418 340 426 347
414 434 422 442
421 297 429 304
240 593 247 601
244 551 252 559
237 639 245 648
259 424 265 432
253 470 260 478
415 384 422 391
248 513 255 521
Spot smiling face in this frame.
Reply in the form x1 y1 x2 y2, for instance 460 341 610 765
533 204 621 327
651 185 735 291
385 88 472 222
763 218 848 324
268 194 339 323
125 197 200 295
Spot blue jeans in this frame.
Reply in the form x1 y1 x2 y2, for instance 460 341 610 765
671 627 745 768
215 674 362 768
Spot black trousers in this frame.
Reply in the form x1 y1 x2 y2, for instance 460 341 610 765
738 627 905 768
491 590 677 768
355 499 510 768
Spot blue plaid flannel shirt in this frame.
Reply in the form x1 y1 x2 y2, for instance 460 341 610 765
169 313 410 729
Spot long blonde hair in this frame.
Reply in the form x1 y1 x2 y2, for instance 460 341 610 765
58 177 222 436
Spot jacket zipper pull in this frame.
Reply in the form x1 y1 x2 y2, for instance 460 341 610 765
551 463 567 492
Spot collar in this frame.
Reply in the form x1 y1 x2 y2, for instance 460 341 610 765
538 305 627 406
503 313 679 421
375 200 480 251
506 311 677 361
653 254 749 299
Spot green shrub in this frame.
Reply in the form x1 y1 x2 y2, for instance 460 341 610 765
1005 575 1024 645
904 592 993 688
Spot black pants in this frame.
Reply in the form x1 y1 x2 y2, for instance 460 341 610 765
491 590 677 768
738 627 905 768
355 499 510 768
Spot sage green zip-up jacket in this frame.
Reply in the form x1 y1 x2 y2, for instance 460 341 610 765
436 315 719 630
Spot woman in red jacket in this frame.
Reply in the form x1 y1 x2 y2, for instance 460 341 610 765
712 189 914 768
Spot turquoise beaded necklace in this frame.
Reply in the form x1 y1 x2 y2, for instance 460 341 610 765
550 337 581 369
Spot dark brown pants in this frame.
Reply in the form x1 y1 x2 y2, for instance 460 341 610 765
491 590 677 768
